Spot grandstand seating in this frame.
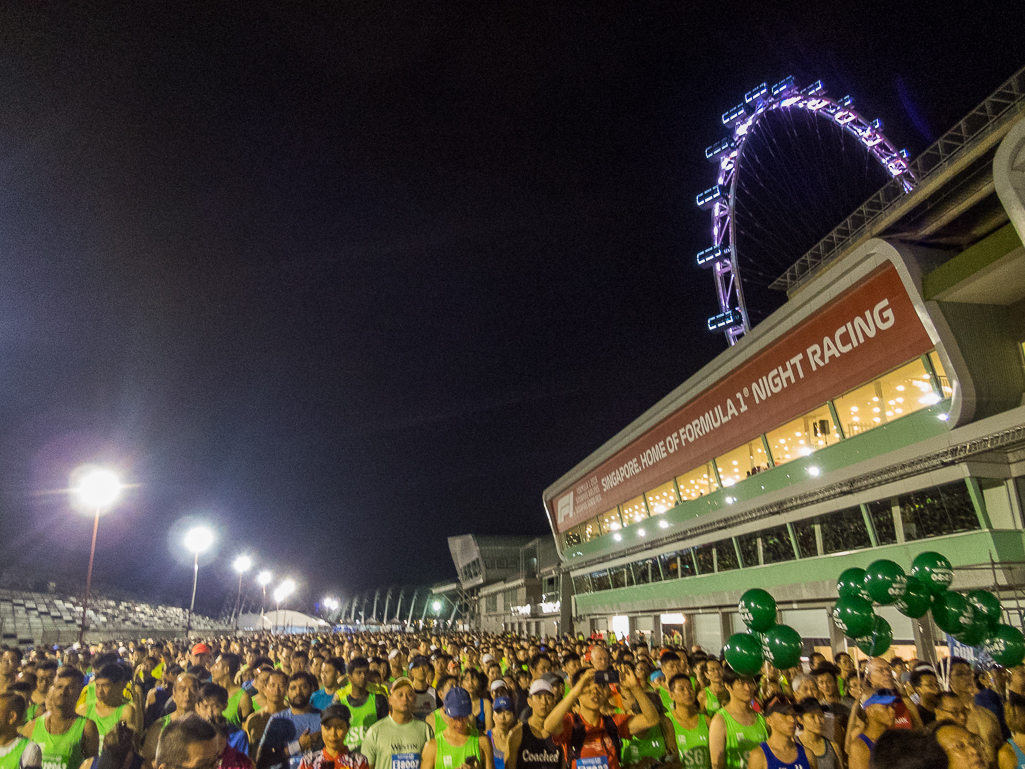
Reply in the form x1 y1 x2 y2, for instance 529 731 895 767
0 588 230 647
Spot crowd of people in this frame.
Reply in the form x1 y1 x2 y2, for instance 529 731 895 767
0 631 1022 769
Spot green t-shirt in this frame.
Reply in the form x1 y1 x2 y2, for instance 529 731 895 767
361 716 434 769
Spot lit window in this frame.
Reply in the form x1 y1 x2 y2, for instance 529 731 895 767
675 462 719 500
714 439 769 487
620 496 648 526
598 508 623 535
833 358 934 437
645 480 679 515
929 351 954 399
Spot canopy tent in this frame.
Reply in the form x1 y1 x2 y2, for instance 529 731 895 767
238 610 330 633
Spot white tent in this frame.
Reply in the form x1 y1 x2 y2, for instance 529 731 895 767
238 610 330 633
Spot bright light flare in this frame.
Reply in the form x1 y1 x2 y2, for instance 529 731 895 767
323 597 340 611
233 555 253 574
184 526 214 555
72 466 122 512
273 579 296 603
257 570 273 586
432 600 442 612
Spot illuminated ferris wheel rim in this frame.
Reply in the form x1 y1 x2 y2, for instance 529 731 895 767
695 76 916 347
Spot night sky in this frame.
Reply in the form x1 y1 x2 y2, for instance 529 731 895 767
0 2 1021 614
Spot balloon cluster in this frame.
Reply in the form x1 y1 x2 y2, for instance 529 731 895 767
829 551 1025 666
723 589 803 676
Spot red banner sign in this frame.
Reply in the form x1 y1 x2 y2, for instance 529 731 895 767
545 264 933 533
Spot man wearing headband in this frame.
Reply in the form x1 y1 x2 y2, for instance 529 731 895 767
747 696 812 769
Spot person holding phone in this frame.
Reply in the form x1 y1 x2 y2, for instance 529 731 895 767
297 705 368 769
543 667 660 769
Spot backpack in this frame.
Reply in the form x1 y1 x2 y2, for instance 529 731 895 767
567 713 623 765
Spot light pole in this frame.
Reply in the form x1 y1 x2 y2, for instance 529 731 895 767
273 579 295 635
184 526 214 637
257 571 273 623
71 466 122 645
232 555 252 633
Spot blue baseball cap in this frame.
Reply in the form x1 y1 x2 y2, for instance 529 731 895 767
863 688 899 707
650 670 665 682
444 686 473 718
493 695 513 713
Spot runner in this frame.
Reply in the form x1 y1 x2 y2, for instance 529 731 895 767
361 678 434 769
544 667 660 769
76 664 137 743
747 696 814 769
153 716 222 769
338 658 389 753
246 670 288 753
22 668 99 769
707 667 767 769
212 654 254 727
697 661 728 719
297 705 368 769
507 680 562 769
27 662 56 723
488 696 516 769
141 673 201 761
408 658 437 722
794 699 839 769
666 674 710 769
196 682 251 756
0 693 42 769
421 688 494 769
847 689 898 769
946 657 1002 766
257 672 322 769
312 658 344 711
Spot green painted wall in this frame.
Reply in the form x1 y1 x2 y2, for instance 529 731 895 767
574 529 1025 615
923 223 1023 300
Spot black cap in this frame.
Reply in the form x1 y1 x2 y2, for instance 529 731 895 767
320 704 351 725
408 655 431 670
763 695 797 716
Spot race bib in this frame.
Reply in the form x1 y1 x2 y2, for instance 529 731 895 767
393 753 421 769
576 757 609 769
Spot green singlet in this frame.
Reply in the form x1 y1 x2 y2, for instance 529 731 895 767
224 689 245 726
702 689 723 717
31 715 87 769
622 724 667 766
0 738 32 769
85 702 129 742
718 710 767 769
435 731 483 769
669 711 710 769
25 702 43 722
433 710 446 738
344 693 381 751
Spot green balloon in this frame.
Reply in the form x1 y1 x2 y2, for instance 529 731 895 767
932 591 974 635
739 589 777 632
910 551 954 596
831 595 875 638
856 615 893 656
984 625 1025 668
864 559 908 605
837 568 869 601
724 632 765 676
749 630 771 659
954 618 989 647
764 624 803 669
895 576 932 619
967 590 1002 629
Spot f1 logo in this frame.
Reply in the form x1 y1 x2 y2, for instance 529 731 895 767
557 492 574 526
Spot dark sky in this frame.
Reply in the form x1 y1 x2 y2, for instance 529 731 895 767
0 2 1021 614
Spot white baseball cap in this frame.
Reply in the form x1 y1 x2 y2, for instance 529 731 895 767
482 654 495 664
388 649 401 660
490 679 507 693
529 679 554 696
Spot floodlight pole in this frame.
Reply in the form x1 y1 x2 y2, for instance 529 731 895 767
234 571 244 633
186 550 199 637
79 506 101 645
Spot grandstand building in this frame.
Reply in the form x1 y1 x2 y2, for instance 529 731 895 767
538 67 1025 659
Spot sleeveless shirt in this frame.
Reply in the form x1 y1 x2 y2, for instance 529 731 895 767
516 726 561 769
31 716 87 769
757 742 810 769
668 711 710 769
435 731 484 769
719 710 767 769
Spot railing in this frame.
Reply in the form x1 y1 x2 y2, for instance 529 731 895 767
771 65 1025 293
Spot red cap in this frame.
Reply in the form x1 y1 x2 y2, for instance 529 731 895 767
191 643 211 655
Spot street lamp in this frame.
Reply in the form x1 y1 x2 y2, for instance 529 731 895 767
232 555 252 633
71 466 122 645
257 570 273 620
184 526 214 637
273 579 296 634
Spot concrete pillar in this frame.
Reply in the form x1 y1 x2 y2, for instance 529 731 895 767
652 614 663 647
719 610 734 649
628 615 639 644
560 576 574 641
828 615 846 658
914 617 940 666
683 613 697 650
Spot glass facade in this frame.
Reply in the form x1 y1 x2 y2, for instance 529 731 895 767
716 439 770 487
676 463 719 500
560 352 949 552
645 480 679 515
573 479 984 596
766 404 841 466
834 359 934 437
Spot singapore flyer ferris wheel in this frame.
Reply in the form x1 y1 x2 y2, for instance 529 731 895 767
696 76 916 346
